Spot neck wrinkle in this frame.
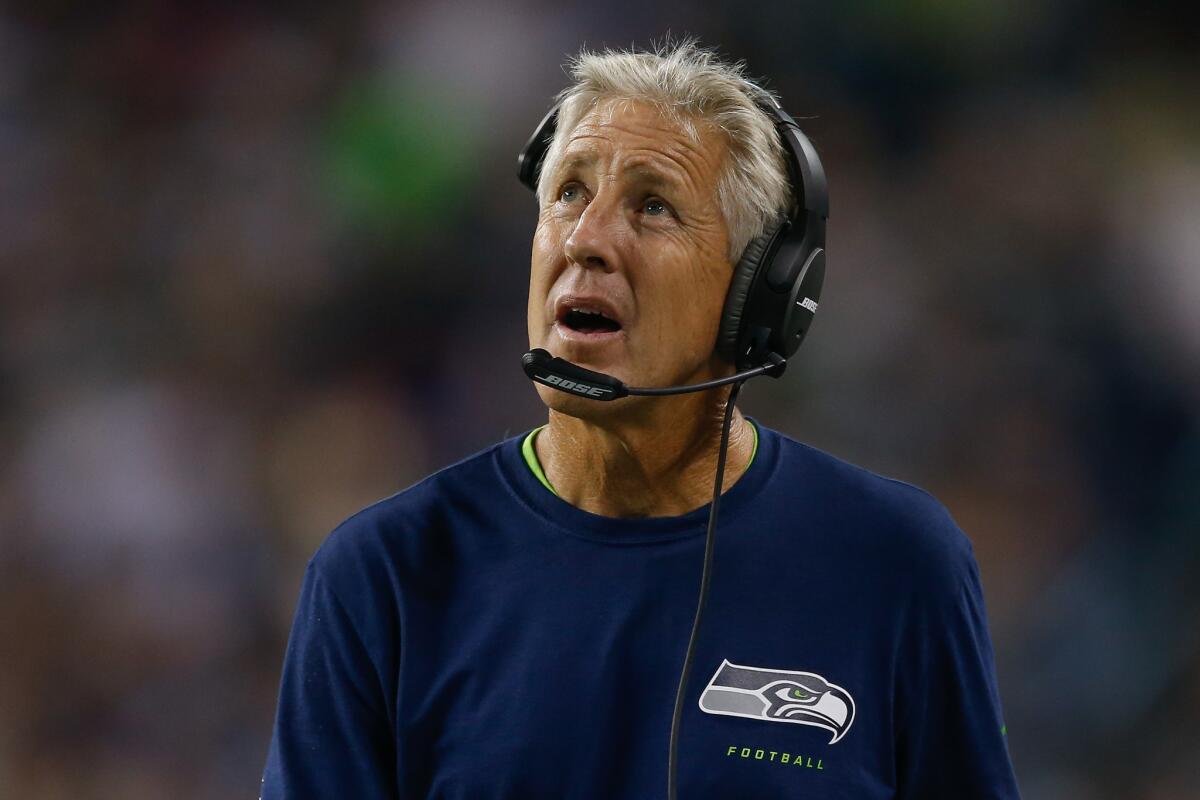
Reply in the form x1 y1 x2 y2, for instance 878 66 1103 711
536 390 755 518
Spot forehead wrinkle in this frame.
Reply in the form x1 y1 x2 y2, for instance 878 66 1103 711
569 101 720 164
548 97 729 217
623 162 681 193
623 144 718 202
559 131 721 206
595 111 725 200
550 135 605 183
559 148 599 171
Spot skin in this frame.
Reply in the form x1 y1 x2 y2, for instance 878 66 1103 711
526 97 755 517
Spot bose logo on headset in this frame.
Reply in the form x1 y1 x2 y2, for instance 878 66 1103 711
536 374 612 397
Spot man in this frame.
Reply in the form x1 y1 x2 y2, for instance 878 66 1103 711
262 41 1021 799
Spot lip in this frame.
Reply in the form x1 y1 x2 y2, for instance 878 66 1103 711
552 320 625 346
552 294 626 330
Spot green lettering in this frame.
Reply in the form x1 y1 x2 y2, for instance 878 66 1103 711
740 748 751 758
806 756 813 768
768 751 778 762
817 759 824 770
781 753 791 764
755 749 765 760
726 746 737 756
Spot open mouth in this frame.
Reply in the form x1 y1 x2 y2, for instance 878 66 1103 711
560 307 622 334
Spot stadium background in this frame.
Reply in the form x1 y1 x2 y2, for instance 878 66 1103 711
0 1 1197 797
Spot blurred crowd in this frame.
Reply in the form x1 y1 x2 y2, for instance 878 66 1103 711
0 1 1196 798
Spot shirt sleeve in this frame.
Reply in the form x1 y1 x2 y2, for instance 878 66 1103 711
895 535 1022 799
261 563 397 799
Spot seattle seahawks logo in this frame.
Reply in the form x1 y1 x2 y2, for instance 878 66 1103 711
698 659 856 744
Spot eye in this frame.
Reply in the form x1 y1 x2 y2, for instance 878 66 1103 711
773 685 814 702
642 197 670 217
558 182 585 204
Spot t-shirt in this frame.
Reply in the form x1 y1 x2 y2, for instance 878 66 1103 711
261 420 1021 799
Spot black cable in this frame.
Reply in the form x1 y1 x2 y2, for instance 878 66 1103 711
667 380 745 800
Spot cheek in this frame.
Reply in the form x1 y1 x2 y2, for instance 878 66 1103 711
688 237 734 337
635 242 729 349
528 223 562 306
685 272 729 350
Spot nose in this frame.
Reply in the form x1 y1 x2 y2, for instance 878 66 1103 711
563 191 623 273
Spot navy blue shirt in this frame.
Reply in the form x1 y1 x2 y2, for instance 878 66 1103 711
262 421 1020 798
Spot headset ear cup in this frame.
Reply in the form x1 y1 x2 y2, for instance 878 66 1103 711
716 225 779 366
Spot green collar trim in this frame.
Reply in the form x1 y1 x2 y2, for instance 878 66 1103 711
520 419 759 498
521 424 559 496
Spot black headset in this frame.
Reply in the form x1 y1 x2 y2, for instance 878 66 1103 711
517 89 828 373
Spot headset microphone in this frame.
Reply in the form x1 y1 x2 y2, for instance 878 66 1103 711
522 348 786 401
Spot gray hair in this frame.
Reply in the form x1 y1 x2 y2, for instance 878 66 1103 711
536 38 793 263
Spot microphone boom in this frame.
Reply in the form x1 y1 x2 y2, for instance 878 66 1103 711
522 348 785 400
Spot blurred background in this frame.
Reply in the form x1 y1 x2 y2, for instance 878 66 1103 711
0 1 1197 797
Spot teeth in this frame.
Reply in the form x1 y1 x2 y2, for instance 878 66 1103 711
571 306 607 317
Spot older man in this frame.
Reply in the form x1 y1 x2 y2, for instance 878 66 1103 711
262 41 1021 799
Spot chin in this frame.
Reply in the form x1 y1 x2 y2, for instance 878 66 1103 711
536 384 610 416
534 383 641 421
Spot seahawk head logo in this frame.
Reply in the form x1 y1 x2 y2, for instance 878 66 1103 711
698 659 856 744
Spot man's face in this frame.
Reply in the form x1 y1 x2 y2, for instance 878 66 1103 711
527 98 732 415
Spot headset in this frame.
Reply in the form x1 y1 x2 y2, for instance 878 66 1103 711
517 86 828 800
519 89 827 381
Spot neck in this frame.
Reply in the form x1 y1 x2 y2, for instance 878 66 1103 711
535 389 755 518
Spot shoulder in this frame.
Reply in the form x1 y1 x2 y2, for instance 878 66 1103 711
764 425 976 589
308 436 516 589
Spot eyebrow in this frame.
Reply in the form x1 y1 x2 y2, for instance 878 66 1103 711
626 163 682 193
554 150 684 194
